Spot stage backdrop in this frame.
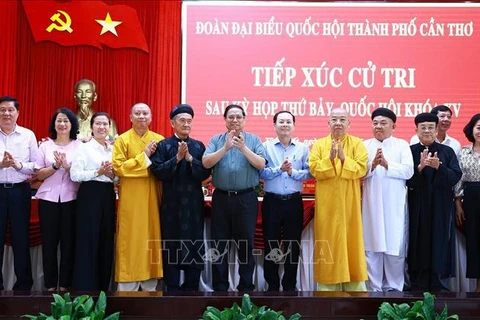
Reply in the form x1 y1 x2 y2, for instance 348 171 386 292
0 0 181 139
182 2 480 146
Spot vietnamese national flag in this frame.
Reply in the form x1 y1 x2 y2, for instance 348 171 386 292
22 0 149 53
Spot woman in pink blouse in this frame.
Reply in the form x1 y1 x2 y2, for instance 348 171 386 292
35 108 80 291
455 113 480 292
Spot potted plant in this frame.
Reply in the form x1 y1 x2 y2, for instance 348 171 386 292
201 293 301 320
22 291 120 320
377 292 459 320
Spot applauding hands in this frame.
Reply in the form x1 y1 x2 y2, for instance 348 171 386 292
96 160 115 179
53 150 71 170
224 130 245 152
418 149 441 172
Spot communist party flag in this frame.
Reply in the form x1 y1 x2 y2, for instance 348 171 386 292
22 0 149 53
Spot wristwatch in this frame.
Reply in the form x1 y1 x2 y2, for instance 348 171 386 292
52 163 59 170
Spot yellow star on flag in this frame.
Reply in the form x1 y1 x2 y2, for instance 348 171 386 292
96 13 122 36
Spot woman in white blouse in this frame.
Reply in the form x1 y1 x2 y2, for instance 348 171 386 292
70 112 117 291
35 108 80 291
455 113 480 292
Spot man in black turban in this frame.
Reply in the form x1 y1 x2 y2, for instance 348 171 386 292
371 107 397 124
406 112 462 291
170 104 195 120
409 106 461 156
150 104 211 292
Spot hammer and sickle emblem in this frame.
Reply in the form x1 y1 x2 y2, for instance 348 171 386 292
46 10 73 33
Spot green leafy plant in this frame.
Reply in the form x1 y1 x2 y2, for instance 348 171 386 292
201 293 301 320
377 292 459 320
22 291 120 320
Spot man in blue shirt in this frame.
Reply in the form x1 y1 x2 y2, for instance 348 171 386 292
203 104 266 291
260 111 311 291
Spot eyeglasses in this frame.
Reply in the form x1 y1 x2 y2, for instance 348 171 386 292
227 115 244 121
0 108 17 114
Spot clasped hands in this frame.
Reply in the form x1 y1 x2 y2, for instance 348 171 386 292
1 151 21 170
418 149 441 171
53 150 70 170
97 161 115 179
176 141 193 163
371 148 388 171
329 139 345 162
280 157 293 176
144 140 157 157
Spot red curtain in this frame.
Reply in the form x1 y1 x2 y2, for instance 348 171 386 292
0 0 181 139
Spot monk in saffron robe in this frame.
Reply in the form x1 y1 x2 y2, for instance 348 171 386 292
309 108 368 291
112 103 164 291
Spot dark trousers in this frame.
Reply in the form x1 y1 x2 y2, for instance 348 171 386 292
0 183 33 290
262 193 303 291
72 181 115 291
464 182 480 278
409 269 447 292
38 199 76 289
210 189 258 291
162 237 203 292
163 264 201 292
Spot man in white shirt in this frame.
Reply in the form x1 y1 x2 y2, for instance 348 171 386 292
410 105 461 156
0 96 38 290
362 108 414 291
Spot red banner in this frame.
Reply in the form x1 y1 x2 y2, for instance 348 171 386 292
182 2 480 146
22 0 148 52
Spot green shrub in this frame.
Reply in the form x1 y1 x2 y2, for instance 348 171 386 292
22 291 120 320
201 293 301 320
377 292 459 320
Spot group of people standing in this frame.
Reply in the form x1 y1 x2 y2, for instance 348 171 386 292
1 82 479 293
313 105 479 293
0 84 163 291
